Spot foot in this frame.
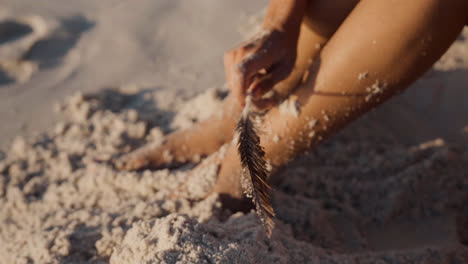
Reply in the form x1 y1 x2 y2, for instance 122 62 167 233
115 140 176 171
116 96 242 171
116 127 227 170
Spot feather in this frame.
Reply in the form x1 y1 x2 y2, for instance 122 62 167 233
236 95 275 237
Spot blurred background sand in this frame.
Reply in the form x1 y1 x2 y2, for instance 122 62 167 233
0 0 267 148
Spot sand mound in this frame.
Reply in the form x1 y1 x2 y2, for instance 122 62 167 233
1 84 468 263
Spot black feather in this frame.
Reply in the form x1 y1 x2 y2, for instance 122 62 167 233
236 96 275 237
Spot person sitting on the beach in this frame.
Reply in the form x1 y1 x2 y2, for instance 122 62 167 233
117 0 468 210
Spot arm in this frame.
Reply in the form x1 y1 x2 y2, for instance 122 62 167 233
262 0 307 35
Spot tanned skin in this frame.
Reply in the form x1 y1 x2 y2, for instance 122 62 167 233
117 0 468 210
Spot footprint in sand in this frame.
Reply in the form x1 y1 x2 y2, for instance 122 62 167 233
0 15 46 84
0 14 93 85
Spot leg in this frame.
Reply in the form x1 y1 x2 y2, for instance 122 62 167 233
274 0 360 99
116 95 241 170
213 0 468 201
116 1 358 171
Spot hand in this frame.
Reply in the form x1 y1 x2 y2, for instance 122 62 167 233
224 28 299 108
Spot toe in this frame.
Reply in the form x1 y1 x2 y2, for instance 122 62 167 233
115 152 150 171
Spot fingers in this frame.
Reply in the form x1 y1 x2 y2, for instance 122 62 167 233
239 31 278 75
224 50 274 106
250 58 295 99
224 33 282 106
224 29 298 108
240 47 276 77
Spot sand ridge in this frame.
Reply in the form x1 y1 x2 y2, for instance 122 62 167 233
0 85 468 263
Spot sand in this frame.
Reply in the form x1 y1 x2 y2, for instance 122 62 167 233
0 84 468 263
1 1 468 263
0 0 266 149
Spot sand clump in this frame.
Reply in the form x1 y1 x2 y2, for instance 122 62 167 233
0 85 468 263
279 96 301 118
0 87 225 263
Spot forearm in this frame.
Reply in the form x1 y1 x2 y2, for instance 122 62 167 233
262 0 307 35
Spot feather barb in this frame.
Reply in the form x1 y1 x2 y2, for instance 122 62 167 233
236 95 275 237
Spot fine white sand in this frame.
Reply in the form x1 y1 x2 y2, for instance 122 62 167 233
1 1 468 263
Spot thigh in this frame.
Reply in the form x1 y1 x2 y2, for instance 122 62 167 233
272 0 359 101
260 0 468 166
303 0 359 38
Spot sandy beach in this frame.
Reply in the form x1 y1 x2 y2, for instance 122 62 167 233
1 1 468 263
